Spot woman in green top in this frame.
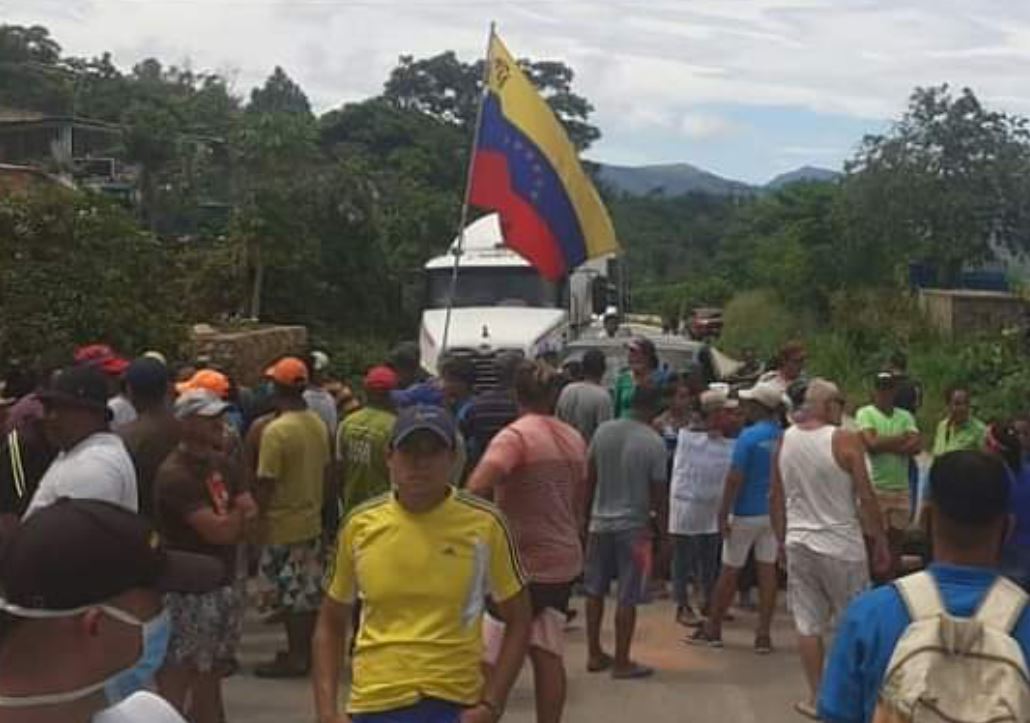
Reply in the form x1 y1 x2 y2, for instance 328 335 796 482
612 336 670 418
933 386 987 456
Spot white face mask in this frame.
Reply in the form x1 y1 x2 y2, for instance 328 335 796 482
0 599 171 708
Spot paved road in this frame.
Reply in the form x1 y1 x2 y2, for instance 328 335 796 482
225 598 809 723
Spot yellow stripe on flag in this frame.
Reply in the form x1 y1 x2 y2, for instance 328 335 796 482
486 33 619 259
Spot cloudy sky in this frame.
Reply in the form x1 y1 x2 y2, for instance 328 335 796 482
8 0 1030 183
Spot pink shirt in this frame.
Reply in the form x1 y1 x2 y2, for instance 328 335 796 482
481 414 587 583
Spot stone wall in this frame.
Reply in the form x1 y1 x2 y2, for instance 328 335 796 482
919 289 1026 337
188 323 308 386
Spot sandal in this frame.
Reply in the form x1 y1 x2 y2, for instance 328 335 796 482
611 663 654 680
686 627 723 648
587 652 614 673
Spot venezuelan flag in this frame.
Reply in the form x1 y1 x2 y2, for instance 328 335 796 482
468 32 619 280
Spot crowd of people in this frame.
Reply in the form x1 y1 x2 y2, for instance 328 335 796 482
0 336 1028 723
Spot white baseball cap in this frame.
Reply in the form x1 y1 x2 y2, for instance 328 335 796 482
700 388 738 412
173 390 229 420
739 380 785 410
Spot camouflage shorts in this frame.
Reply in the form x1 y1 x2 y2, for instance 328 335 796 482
165 584 244 672
257 537 324 614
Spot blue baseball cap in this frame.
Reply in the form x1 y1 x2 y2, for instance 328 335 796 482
390 382 444 409
391 404 456 450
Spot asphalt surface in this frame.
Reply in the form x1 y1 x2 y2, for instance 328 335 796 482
224 596 810 723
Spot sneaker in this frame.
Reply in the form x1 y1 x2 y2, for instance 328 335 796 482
754 634 773 655
686 627 723 648
675 605 700 627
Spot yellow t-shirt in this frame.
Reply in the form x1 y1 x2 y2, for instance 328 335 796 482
326 489 526 714
257 409 330 545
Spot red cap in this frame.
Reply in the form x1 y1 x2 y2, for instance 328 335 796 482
364 365 398 392
74 344 129 377
265 357 309 387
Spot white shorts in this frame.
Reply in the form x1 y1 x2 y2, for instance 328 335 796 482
722 515 778 568
482 609 566 662
787 543 869 636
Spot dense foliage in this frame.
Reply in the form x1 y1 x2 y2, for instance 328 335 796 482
0 24 597 368
4 24 1030 408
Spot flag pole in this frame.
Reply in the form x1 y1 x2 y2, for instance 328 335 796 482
440 21 495 359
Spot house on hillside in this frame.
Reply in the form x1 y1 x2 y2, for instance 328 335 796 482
0 108 134 203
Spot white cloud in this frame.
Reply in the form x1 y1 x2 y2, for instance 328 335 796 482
680 112 742 139
7 0 1030 173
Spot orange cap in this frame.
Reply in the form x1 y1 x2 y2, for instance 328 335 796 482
175 369 230 400
265 357 309 387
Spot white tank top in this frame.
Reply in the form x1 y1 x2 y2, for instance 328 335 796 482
779 425 866 562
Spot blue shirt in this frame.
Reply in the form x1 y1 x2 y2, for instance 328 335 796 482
729 419 780 517
819 564 1030 723
390 382 444 409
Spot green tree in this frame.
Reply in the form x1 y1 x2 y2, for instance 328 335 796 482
382 51 601 150
844 85 1030 283
248 66 312 116
0 24 72 113
121 100 181 228
230 107 319 318
0 188 186 365
0 24 60 63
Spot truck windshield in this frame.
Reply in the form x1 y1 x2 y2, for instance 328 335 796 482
427 267 562 308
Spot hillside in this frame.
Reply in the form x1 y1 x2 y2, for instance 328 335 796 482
597 162 754 197
766 165 841 189
596 162 840 197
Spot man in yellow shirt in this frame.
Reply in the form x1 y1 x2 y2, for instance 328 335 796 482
313 405 532 723
255 357 332 678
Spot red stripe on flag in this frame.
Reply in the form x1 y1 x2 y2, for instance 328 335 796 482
469 149 566 280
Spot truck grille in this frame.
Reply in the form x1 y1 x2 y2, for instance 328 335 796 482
447 348 517 392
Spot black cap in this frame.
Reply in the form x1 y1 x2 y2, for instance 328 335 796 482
391 404 456 450
929 450 1011 526
388 342 420 371
0 499 224 611
873 371 897 390
124 357 170 398
37 366 109 413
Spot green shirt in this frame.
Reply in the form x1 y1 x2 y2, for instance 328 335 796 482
337 407 396 515
855 404 918 493
932 417 987 457
611 369 671 419
612 370 636 419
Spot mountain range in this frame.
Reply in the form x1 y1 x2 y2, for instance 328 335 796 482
596 162 840 197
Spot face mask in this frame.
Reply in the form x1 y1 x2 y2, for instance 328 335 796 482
0 600 170 708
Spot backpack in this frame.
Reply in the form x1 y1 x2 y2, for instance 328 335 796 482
0 428 27 511
873 571 1030 723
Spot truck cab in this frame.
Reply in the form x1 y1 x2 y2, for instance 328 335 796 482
420 213 608 388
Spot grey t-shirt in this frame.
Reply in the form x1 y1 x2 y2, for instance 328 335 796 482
588 418 667 533
556 381 613 444
303 387 338 441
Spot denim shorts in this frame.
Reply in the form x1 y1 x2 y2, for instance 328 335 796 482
352 698 463 723
583 527 652 607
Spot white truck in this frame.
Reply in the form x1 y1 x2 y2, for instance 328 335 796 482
419 213 611 388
